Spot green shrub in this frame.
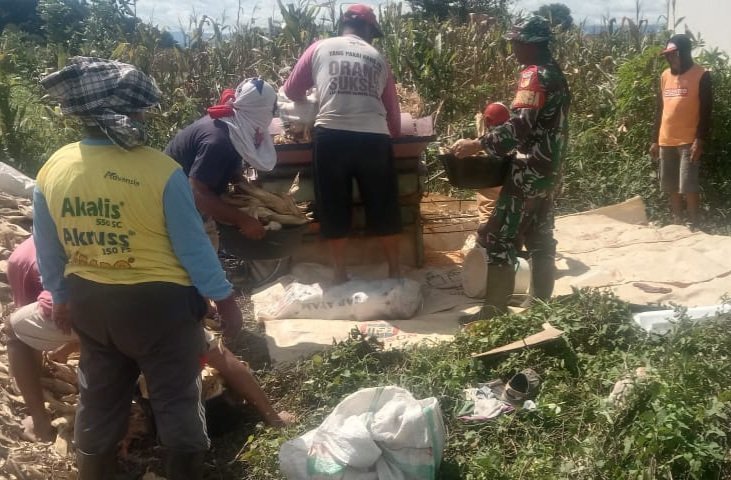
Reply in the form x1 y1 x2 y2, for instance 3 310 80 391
236 291 731 479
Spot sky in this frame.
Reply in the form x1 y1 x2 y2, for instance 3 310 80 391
133 0 668 31
514 0 667 24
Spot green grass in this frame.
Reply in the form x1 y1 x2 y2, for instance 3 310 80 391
236 290 731 479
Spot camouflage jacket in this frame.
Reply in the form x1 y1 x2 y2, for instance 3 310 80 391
480 59 571 196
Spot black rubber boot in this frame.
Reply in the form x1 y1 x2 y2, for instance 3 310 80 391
165 450 206 480
529 256 555 302
76 449 116 480
461 263 515 324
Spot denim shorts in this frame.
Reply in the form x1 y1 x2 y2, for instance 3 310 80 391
659 144 699 194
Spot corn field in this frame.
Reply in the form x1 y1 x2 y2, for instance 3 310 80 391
2 1 731 229
2 2 730 232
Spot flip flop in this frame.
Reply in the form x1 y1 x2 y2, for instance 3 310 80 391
502 368 541 405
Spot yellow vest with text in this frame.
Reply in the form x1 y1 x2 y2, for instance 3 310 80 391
659 64 706 147
35 142 192 287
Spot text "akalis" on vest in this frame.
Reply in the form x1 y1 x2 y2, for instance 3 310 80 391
61 197 122 219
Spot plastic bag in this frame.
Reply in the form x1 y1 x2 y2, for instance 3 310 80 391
0 162 35 198
280 386 446 480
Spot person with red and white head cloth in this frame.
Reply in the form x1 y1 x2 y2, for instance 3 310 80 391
165 78 280 248
284 4 402 284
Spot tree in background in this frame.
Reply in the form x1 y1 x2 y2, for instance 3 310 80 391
38 0 89 63
83 0 139 56
407 0 511 22
535 3 573 30
0 0 43 34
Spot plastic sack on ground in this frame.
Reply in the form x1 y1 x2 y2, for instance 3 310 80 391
280 386 446 480
254 278 424 321
0 162 35 198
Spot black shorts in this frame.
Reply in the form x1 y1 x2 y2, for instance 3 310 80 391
313 127 402 239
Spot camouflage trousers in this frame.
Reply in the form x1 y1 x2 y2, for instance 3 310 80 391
477 159 557 267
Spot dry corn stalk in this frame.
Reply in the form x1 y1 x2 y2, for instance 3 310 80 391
40 377 77 396
0 193 33 253
42 390 76 415
396 83 426 117
237 206 310 226
221 195 263 208
270 212 310 225
120 401 150 457
475 112 486 137
224 176 310 226
201 366 225 401
45 360 77 386
234 181 300 216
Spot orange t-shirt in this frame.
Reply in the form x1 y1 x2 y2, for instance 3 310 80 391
659 64 706 146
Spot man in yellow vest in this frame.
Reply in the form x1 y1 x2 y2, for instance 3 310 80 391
35 57 243 479
650 34 712 229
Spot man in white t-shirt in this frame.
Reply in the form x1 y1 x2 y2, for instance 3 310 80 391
284 4 401 284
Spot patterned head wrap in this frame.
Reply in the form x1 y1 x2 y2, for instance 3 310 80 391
40 56 160 150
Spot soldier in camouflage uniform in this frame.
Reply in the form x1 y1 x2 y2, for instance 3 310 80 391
452 16 571 318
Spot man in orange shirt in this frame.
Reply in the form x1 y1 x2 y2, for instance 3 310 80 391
650 34 712 228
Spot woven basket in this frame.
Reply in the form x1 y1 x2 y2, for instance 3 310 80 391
438 153 510 189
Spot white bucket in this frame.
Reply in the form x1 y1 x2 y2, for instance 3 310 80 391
461 247 531 299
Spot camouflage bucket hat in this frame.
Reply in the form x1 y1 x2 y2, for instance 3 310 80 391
505 15 552 43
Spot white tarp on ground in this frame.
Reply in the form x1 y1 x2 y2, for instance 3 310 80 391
553 196 731 306
262 196 731 363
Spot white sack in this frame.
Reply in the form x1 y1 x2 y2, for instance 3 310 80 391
279 386 446 480
0 162 35 198
255 278 424 321
278 87 318 125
